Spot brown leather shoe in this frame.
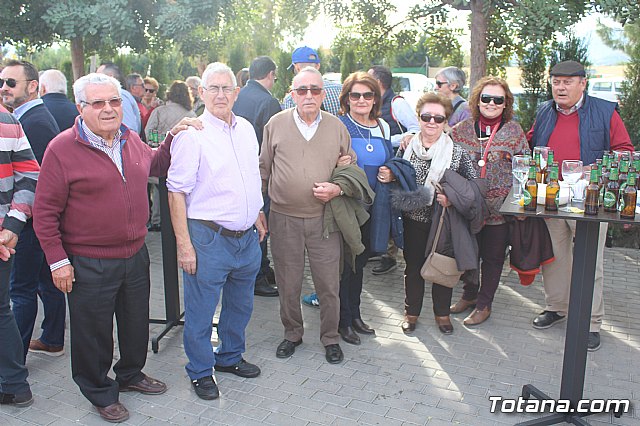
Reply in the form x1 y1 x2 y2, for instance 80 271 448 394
450 298 477 314
435 315 453 334
463 307 491 326
119 374 167 395
401 315 418 334
95 402 129 423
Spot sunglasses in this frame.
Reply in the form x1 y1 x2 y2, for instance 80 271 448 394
480 94 505 105
293 87 323 96
420 114 446 124
80 97 123 110
144 88 156 93
348 91 375 101
435 80 449 87
0 78 31 88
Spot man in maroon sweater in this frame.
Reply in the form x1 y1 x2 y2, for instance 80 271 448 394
527 61 633 352
33 73 174 423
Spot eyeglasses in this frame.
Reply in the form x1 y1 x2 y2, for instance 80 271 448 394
293 87 324 96
0 78 32 88
420 114 446 124
348 91 375 101
144 88 156 93
435 80 449 87
203 85 235 95
80 97 123 110
480 94 505 105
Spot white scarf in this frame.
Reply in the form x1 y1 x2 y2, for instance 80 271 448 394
402 132 453 205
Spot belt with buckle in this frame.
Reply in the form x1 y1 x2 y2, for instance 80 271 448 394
196 220 252 238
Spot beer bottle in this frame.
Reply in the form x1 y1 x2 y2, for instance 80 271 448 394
619 154 630 188
621 167 637 219
633 153 640 182
596 159 604 206
544 150 555 184
604 163 620 213
545 162 560 211
534 151 543 183
524 161 538 211
584 168 599 215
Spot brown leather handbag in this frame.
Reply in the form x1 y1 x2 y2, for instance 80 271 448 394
420 206 463 288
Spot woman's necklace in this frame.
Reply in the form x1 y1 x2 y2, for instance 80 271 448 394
477 124 493 167
348 114 374 152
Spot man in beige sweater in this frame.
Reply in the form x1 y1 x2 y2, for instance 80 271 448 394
260 67 355 364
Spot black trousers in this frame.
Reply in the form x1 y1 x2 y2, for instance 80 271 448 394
67 245 150 408
339 220 370 328
403 217 453 317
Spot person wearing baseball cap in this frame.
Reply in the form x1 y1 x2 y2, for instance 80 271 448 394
282 46 342 116
527 60 633 352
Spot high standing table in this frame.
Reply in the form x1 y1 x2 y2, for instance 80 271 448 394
500 189 635 425
149 177 184 353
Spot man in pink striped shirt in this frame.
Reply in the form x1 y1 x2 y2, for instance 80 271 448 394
167 62 266 401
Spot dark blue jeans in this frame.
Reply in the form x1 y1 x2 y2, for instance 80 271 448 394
183 220 261 380
0 257 30 395
9 222 66 360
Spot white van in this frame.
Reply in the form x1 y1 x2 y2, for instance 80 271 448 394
392 73 436 110
588 77 625 103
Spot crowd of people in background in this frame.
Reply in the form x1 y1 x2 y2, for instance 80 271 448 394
0 44 633 423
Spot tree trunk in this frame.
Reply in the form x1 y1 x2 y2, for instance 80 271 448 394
469 0 487 88
70 36 85 81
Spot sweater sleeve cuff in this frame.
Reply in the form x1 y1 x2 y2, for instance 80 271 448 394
50 258 70 272
1 215 26 236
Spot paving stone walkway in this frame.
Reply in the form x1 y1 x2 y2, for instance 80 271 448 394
2 232 639 425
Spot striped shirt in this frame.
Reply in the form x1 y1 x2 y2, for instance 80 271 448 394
81 120 124 176
0 107 40 235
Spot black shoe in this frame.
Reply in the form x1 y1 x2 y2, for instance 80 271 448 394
191 376 219 400
254 276 279 297
0 390 33 407
148 224 161 232
587 332 601 352
372 257 396 275
215 358 261 378
532 311 566 329
352 318 375 335
265 266 276 285
338 326 361 345
325 344 344 364
276 339 302 358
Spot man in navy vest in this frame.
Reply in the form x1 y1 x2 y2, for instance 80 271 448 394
527 60 633 351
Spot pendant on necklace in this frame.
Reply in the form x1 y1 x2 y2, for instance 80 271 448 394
478 159 486 167
366 143 374 153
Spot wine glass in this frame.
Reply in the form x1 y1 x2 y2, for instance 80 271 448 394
511 154 531 201
561 159 583 210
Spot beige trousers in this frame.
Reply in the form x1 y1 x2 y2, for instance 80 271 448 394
269 211 341 346
541 218 607 332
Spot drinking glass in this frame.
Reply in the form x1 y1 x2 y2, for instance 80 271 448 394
511 154 531 201
561 160 583 210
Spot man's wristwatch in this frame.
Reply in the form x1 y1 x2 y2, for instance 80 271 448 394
339 189 344 196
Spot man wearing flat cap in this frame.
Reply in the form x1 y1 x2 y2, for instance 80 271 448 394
527 60 633 351
282 46 342 116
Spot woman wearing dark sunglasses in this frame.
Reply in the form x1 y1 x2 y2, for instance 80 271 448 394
449 76 529 326
386 93 476 335
333 71 393 345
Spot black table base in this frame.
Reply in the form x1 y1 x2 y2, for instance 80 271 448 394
513 221 624 425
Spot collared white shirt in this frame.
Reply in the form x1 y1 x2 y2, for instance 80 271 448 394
293 108 322 141
12 98 44 120
556 94 584 115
